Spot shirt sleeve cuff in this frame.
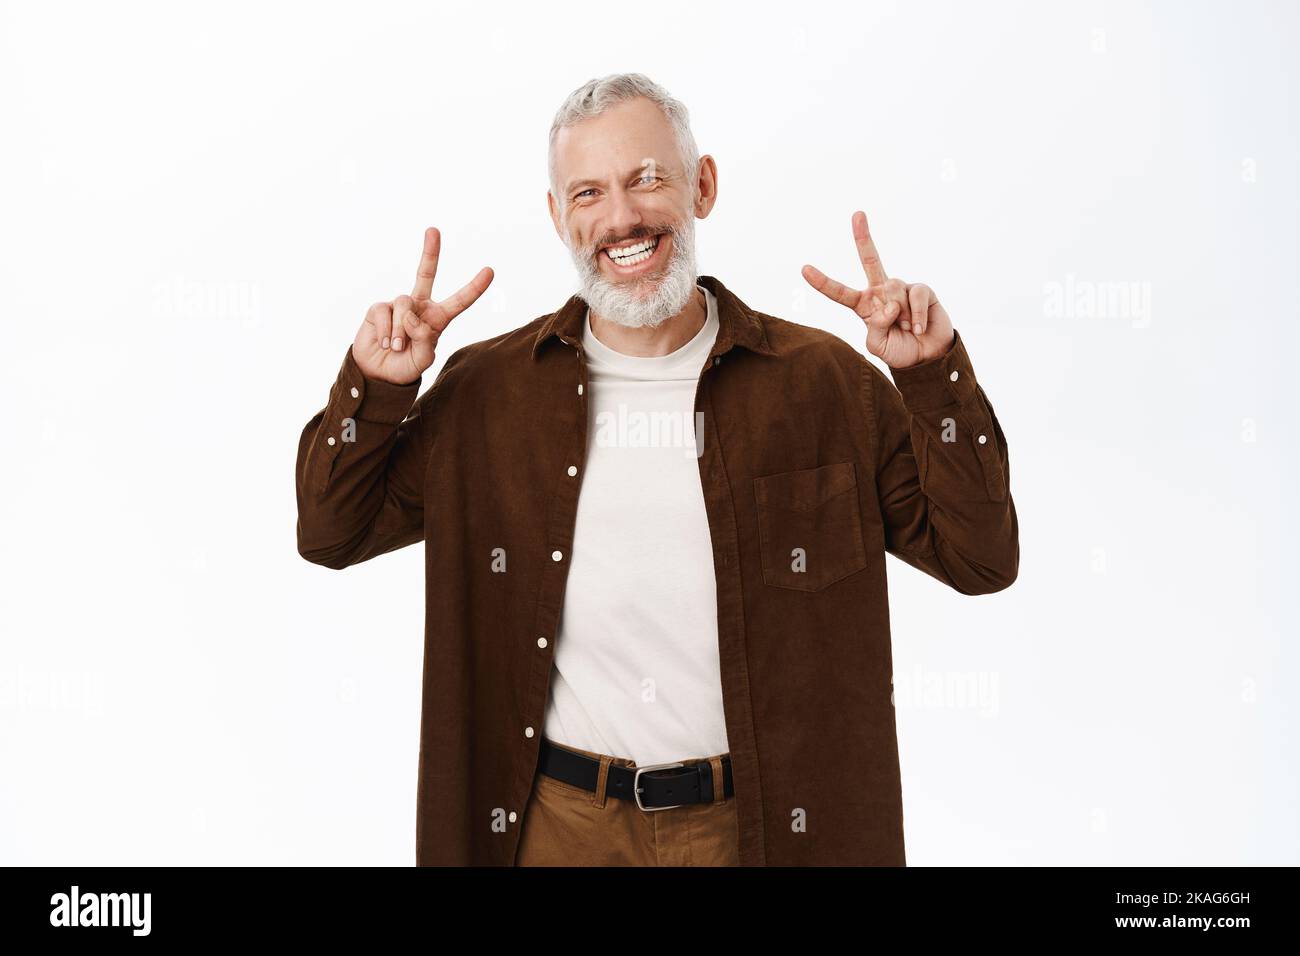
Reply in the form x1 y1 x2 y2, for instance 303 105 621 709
335 346 422 425
886 328 978 411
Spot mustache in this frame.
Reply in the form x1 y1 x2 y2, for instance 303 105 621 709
586 223 677 256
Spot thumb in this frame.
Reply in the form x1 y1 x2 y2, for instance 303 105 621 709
403 305 440 372
867 297 900 333
864 298 899 356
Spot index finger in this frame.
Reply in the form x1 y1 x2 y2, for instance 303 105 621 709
852 211 888 287
412 226 440 300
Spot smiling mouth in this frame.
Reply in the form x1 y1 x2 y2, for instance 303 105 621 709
601 233 664 268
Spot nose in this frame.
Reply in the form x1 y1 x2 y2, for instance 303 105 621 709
603 187 644 245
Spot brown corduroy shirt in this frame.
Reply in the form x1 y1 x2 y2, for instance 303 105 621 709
295 273 1019 866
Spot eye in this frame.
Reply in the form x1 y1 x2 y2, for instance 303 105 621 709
636 175 661 186
576 188 596 199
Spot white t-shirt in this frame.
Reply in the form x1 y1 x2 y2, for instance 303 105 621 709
542 284 730 766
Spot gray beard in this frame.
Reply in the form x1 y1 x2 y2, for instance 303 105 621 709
567 215 699 329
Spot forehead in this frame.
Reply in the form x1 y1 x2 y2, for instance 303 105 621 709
553 97 680 189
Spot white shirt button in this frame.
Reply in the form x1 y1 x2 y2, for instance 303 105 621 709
978 434 987 444
326 436 336 446
567 465 577 477
525 726 534 738
350 386 360 398
508 811 517 823
949 370 959 381
537 637 548 648
577 383 584 396
551 550 563 562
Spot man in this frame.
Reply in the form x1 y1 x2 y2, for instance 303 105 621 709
295 73 1018 866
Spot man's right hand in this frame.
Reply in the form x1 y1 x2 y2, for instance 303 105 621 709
352 227 494 385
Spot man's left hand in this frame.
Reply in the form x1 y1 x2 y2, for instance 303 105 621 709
802 210 954 369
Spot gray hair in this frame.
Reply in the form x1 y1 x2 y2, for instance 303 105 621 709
547 72 700 209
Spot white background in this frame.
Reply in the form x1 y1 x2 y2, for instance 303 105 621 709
1 0 1295 865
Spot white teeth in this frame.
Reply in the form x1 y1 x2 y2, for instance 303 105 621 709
606 235 659 265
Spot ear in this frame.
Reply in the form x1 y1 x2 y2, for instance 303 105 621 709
693 154 719 219
547 190 564 241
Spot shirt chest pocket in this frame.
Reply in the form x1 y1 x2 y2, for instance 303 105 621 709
752 461 869 592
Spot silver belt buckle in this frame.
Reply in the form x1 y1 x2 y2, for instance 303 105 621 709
633 761 686 811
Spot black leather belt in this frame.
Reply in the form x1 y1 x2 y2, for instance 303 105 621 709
537 738 734 811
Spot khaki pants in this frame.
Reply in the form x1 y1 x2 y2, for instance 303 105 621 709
516 738 740 866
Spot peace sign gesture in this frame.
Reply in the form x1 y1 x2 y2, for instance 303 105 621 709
801 211 953 369
351 227 494 385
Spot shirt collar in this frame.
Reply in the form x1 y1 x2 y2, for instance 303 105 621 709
530 274 776 361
